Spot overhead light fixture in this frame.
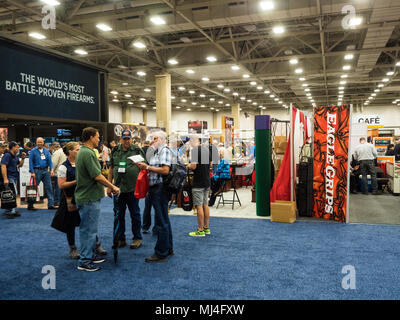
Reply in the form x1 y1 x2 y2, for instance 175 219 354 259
273 26 285 34
110 90 118 95
96 23 112 32
201 105 205 108
269 94 275 98
279 101 283 104
259 1 275 10
168 58 178 65
137 71 146 76
178 86 185 91
171 96 175 99
176 106 181 109
340 81 347 85
274 98 279 101
240 97 246 100
206 56 217 62
202 77 210 82
344 54 354 60
41 0 60 6
339 91 344 94
28 32 46 40
343 65 351 70
200 94 205 98
224 88 231 92
341 74 348 78
186 69 195 74
304 88 310 92
133 40 146 49
210 107 215 110
371 93 376 96
124 94 131 98
122 82 128 86
150 16 166 25
181 99 187 103
128 102 133 105
382 78 389 82
387 71 394 76
192 102 197 105
231 65 240 70
250 81 257 86
396 61 400 67
306 93 311 97
264 90 270 94
233 92 239 96
374 89 380 93
243 74 250 78
302 84 308 87
378 84 384 88
217 84 224 88
218 101 223 104
252 102 258 105
289 58 298 65
247 99 252 102
216 109 220 112
225 103 231 106
295 68 303 74
189 90 195 94
144 88 151 92
339 86 345 90
210 98 215 101
118 65 127 69
257 86 263 90
139 98 146 101
368 97 373 100
74 49 88 55
299 77 306 81
112 99 119 102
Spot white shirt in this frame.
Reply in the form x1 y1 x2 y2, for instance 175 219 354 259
51 148 67 174
354 142 377 161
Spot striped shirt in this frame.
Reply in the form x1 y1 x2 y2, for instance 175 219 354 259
148 144 172 186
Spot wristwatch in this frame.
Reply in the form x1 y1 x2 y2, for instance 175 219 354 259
146 165 150 171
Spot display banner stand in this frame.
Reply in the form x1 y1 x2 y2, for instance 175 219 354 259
255 115 271 216
313 105 350 223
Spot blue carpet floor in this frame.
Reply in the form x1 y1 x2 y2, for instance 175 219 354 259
0 197 399 300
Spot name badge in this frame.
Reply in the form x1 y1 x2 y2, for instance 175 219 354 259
40 153 46 160
118 162 126 173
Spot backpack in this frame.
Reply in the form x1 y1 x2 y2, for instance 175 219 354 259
213 158 231 180
160 146 187 192
181 183 193 211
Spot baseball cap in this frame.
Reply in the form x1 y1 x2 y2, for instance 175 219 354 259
121 129 132 139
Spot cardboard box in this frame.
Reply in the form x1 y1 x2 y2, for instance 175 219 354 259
275 158 282 169
274 136 287 143
270 201 297 223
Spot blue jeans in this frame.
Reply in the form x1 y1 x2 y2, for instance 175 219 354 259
360 160 378 192
113 192 142 241
34 169 54 207
148 184 173 258
52 177 61 205
142 193 154 231
77 201 101 265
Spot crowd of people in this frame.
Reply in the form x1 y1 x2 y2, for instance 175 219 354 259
1 128 255 272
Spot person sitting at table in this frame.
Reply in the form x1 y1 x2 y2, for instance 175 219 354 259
385 144 395 156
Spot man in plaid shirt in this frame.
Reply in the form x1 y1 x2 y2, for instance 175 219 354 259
137 130 174 262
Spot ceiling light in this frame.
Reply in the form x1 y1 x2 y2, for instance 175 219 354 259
382 78 389 82
137 71 146 76
233 92 239 96
339 91 344 94
200 94 205 98
250 81 257 86
122 82 128 86
218 101 223 104
118 65 127 69
225 103 230 106
96 23 112 32
210 107 215 110
168 59 178 65
216 109 220 112
295 68 303 74
110 90 118 95
349 17 363 27
201 105 205 108
257 86 263 90
387 71 394 76
202 77 209 82
289 58 298 65
139 98 146 101
217 84 224 88
133 41 146 49
240 97 246 100
181 99 187 103
339 86 345 90
224 88 231 92
128 102 133 105
192 102 197 105
41 0 60 6
344 54 354 60
340 81 347 85
274 98 279 101
305 88 310 92
299 77 306 81
178 86 185 91
396 61 400 67
171 96 175 99
306 93 311 97
150 16 166 25
338 95 343 98
341 74 348 79
243 74 250 78
378 84 384 88
176 106 181 109
279 101 283 104
206 56 217 62
189 90 195 94
343 65 351 70
368 97 373 100
231 65 240 70
264 90 270 94
273 26 285 34
247 99 252 102
252 102 258 105
308 97 312 100
28 32 46 40
186 69 195 74
124 94 131 98
144 88 151 92
112 99 119 102
374 89 380 93
187 109 191 111
259 1 275 10
371 93 376 96
302 84 308 87
269 94 275 98
210 98 215 101
74 49 88 55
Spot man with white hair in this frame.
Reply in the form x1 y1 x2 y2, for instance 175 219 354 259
137 130 174 262
28 137 55 210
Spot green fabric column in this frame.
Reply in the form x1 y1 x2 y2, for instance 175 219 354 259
255 115 271 216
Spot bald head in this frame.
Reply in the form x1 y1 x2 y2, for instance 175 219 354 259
36 137 44 149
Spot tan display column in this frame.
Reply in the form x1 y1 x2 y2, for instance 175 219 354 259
143 109 148 125
231 103 240 130
155 73 172 134
122 104 131 123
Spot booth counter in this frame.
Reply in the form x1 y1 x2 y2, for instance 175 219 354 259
386 162 400 195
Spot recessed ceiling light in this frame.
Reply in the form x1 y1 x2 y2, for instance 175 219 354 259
243 74 250 78
273 25 285 34
339 91 344 94
168 58 178 65
387 71 394 76
250 81 257 86
96 23 112 31
189 90 195 94
139 98 146 101
344 54 354 60
137 71 146 76
252 102 258 105
186 69 195 74
382 78 389 82
289 58 298 65
74 49 88 55
124 94 131 98
201 105 205 108
41 0 60 6
343 65 351 70
259 1 275 10
368 97 373 100
299 77 306 81
133 41 146 49
231 65 240 70
178 86 185 91
200 94 205 97
202 77 210 82
150 16 166 25
306 93 311 97
274 98 279 101
210 107 215 110
225 103 230 106
110 90 118 95
28 32 46 40
144 88 151 92
217 84 224 88
295 68 303 74
206 56 217 62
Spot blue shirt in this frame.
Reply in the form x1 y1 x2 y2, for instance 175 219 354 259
1 151 21 180
148 144 172 186
29 147 53 173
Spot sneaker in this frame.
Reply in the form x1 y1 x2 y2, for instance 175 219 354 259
188 229 205 237
130 239 142 249
145 254 168 263
142 228 150 234
203 228 211 235
95 243 107 256
2 212 15 219
77 263 101 272
91 255 106 264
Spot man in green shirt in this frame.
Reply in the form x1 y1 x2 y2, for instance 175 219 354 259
107 129 147 249
75 127 120 272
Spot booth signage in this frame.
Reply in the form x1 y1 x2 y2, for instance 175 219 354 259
353 115 383 125
313 105 350 223
0 40 101 122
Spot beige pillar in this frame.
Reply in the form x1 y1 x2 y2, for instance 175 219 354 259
122 105 131 123
143 109 148 126
213 112 218 129
155 73 172 135
231 103 240 131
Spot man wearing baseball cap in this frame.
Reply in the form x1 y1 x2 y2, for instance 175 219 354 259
108 129 147 249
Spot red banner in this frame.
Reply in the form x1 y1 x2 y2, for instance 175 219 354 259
313 105 350 222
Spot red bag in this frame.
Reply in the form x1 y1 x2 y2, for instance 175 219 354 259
134 170 149 199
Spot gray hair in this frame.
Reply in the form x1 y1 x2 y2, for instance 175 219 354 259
153 130 167 142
